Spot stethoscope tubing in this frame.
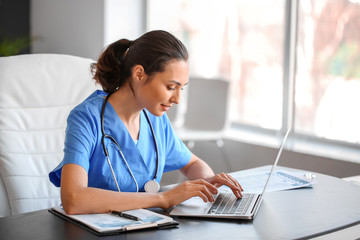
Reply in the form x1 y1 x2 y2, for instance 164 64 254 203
100 92 159 192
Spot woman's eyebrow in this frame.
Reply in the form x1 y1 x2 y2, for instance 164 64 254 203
168 80 189 86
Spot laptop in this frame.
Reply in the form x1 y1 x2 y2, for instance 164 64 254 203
170 128 291 220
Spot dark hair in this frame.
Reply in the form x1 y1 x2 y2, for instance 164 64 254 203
91 30 189 93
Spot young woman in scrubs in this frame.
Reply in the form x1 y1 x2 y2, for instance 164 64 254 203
49 30 243 214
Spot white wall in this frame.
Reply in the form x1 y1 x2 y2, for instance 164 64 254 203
30 0 144 60
104 0 144 46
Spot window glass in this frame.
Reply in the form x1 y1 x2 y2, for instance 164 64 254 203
147 0 285 130
295 0 360 143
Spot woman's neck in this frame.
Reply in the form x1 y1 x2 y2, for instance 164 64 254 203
108 86 142 140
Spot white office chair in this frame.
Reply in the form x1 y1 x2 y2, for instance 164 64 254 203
0 54 99 216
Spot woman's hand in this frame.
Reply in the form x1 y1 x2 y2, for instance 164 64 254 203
174 154 244 208
160 173 244 209
205 173 243 198
160 179 218 209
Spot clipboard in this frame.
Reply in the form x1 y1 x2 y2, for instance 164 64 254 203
49 207 179 236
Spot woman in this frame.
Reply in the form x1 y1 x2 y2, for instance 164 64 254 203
49 30 243 215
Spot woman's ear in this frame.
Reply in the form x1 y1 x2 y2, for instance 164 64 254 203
132 65 147 85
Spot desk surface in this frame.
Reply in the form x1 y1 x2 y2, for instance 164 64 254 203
1 166 360 240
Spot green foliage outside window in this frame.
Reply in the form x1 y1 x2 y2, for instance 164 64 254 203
326 40 360 79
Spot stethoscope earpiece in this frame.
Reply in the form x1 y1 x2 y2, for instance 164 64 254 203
101 92 159 193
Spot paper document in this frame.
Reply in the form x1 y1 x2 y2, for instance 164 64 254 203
222 170 315 194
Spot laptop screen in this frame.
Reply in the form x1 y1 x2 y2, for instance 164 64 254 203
261 128 291 196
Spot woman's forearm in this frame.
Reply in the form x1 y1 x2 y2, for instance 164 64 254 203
180 154 215 180
61 186 165 215
60 163 166 214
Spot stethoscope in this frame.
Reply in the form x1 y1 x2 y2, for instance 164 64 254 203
101 92 160 193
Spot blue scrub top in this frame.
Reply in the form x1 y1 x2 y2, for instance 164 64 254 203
49 90 191 192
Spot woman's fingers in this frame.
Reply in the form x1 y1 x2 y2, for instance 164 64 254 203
163 179 218 208
220 173 243 192
208 173 244 198
227 174 243 191
191 179 218 194
196 188 215 203
184 179 217 202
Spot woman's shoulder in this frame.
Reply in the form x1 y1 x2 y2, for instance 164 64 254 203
69 90 105 120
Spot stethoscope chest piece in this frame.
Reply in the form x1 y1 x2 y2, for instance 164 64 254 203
144 180 160 193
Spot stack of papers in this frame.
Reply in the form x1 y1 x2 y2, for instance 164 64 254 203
225 170 316 193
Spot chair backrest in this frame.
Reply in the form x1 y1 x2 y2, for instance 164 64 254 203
184 77 230 131
0 54 98 216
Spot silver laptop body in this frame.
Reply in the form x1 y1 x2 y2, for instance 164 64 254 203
170 129 291 220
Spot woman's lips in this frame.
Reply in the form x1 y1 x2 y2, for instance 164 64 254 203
161 104 171 111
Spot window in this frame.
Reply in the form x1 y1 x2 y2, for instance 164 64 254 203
295 0 360 144
147 0 285 130
147 0 360 147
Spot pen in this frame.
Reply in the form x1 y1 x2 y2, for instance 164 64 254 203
111 210 141 221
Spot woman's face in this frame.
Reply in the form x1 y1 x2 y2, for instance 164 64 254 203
138 59 189 116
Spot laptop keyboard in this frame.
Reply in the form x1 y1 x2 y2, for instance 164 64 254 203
207 192 256 215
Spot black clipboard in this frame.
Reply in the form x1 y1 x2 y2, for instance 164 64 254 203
49 208 179 236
